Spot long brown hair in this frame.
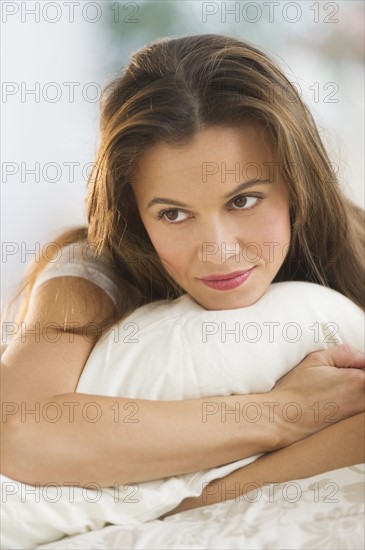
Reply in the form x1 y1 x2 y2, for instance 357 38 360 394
4 34 364 342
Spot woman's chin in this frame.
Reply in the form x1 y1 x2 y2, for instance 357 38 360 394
195 289 267 311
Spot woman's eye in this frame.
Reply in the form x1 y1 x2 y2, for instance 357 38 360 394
230 195 259 210
156 195 260 224
157 209 189 223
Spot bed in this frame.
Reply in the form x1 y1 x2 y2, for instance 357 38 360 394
35 463 364 550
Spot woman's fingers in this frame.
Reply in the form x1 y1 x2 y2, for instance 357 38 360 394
307 344 365 369
270 343 365 447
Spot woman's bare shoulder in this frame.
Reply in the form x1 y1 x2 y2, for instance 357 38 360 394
1 276 118 401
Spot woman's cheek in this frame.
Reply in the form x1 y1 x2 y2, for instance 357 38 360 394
159 256 186 285
152 237 186 275
254 207 290 264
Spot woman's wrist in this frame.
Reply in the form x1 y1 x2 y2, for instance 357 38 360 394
222 394 283 455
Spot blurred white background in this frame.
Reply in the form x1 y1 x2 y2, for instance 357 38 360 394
1 0 364 315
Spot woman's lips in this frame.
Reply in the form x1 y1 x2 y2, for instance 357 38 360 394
199 267 256 290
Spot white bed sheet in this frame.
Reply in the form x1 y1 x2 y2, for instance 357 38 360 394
36 463 365 550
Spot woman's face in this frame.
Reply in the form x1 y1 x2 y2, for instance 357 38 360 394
131 124 291 310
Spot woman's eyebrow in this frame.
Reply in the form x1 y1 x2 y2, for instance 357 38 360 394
147 179 272 209
222 178 272 198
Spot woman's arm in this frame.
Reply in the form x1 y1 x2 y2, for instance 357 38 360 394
2 390 279 486
3 349 364 487
0 277 277 484
2 278 364 486
163 411 365 517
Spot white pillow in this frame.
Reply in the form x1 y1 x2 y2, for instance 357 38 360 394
1 281 364 549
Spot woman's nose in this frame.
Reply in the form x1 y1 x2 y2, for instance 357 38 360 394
196 220 243 264
198 240 242 264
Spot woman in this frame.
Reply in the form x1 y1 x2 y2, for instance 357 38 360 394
1 34 364 509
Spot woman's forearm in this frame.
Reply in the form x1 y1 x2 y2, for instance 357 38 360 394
163 411 365 516
2 391 280 486
3 345 363 487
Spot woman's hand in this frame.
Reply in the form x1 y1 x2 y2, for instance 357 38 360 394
268 344 365 448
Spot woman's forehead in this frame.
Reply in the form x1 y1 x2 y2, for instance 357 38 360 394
131 124 275 186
